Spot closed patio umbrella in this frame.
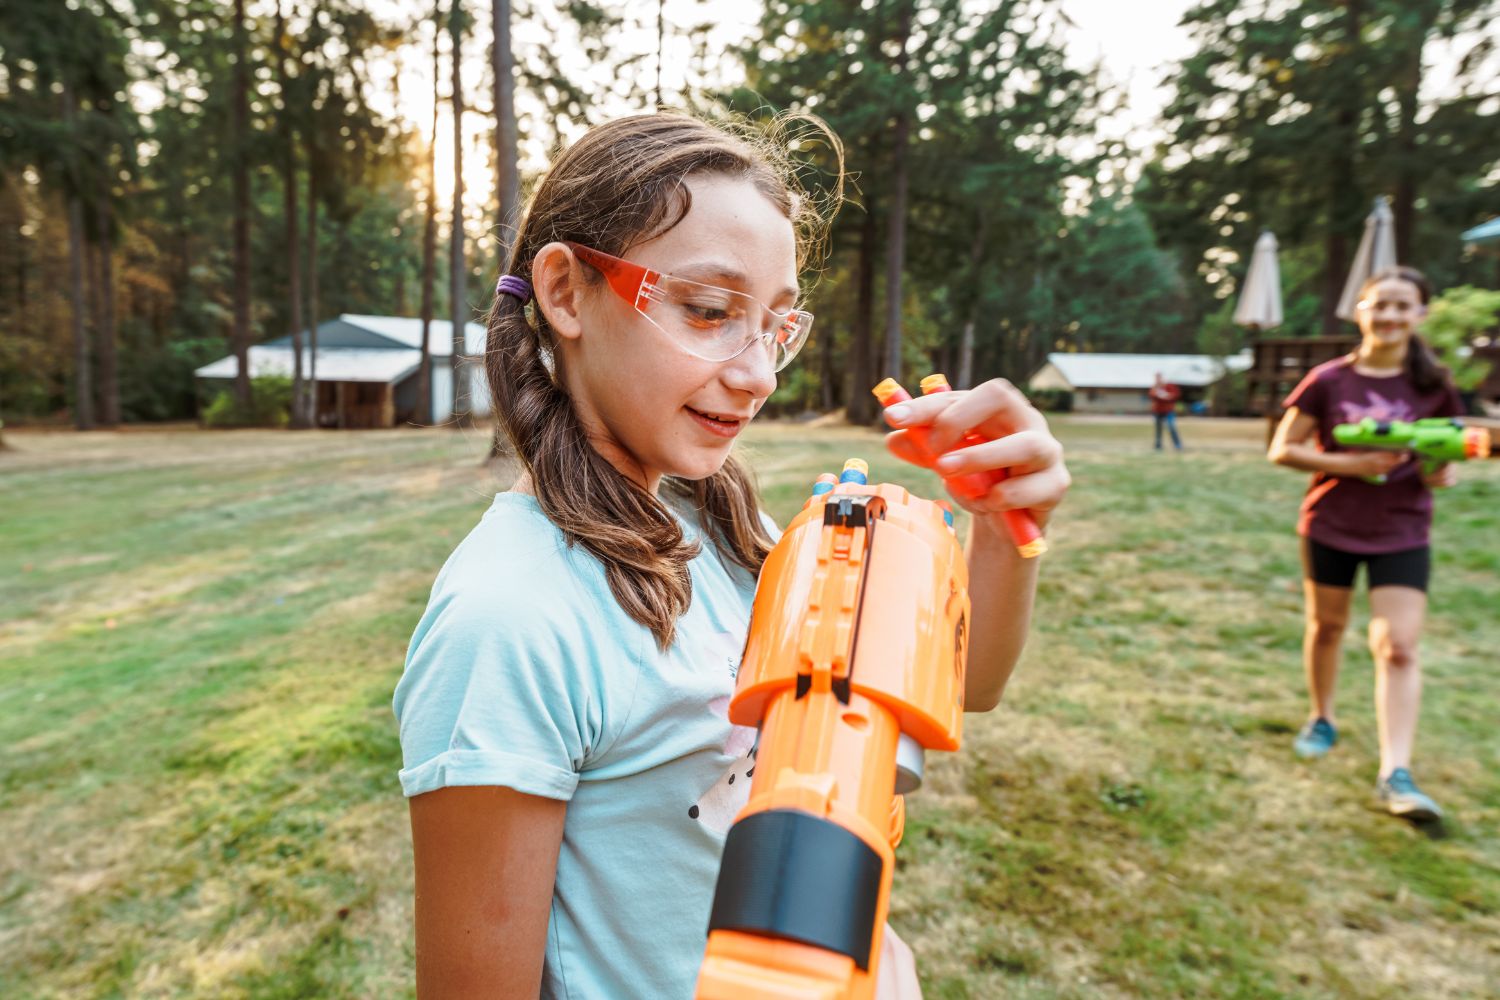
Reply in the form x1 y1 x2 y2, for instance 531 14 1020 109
1233 230 1284 330
1335 196 1398 321
1460 216 1500 246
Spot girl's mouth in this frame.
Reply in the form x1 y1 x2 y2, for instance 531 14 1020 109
686 407 745 438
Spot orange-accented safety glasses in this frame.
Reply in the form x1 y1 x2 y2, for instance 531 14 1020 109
566 242 813 372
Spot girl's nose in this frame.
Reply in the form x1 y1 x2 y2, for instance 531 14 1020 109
721 334 778 400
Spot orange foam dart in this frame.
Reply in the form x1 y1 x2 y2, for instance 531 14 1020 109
871 375 1047 558
696 476 970 1000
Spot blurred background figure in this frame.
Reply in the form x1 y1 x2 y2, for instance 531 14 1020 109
1150 371 1183 450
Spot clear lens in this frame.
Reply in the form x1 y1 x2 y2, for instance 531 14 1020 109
644 275 811 371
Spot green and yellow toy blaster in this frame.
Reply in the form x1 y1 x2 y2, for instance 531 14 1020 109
1332 417 1493 482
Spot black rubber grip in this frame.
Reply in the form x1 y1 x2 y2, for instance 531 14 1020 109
707 808 884 970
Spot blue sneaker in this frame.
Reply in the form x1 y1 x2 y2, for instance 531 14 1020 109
1293 717 1337 759
1377 768 1443 821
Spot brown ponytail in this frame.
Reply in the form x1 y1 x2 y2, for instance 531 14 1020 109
484 111 843 649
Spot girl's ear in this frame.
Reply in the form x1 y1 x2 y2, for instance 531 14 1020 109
532 242 587 342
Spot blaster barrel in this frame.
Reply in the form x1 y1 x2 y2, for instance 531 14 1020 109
1332 417 1492 466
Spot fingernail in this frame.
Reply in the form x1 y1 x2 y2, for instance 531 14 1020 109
886 404 910 424
935 455 960 473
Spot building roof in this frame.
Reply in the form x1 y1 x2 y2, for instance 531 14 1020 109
1030 351 1253 391
260 314 487 357
196 313 492 384
338 314 487 356
194 345 423 383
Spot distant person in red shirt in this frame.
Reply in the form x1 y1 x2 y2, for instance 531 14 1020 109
1268 266 1464 822
1149 373 1182 450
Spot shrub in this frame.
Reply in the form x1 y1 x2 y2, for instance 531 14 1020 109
201 375 293 428
1424 286 1500 392
1028 388 1073 413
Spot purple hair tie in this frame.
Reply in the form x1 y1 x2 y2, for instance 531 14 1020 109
496 274 532 303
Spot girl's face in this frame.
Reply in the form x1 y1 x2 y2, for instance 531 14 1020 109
539 173 798 492
1356 277 1426 350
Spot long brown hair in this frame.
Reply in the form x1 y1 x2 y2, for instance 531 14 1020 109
1357 266 1452 395
484 111 843 649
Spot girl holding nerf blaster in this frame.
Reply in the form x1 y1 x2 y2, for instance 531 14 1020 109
392 111 1070 999
1268 266 1465 821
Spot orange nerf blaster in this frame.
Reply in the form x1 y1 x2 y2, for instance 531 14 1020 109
872 374 1048 559
696 458 970 1000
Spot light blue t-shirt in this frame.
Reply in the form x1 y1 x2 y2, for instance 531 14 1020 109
394 491 775 999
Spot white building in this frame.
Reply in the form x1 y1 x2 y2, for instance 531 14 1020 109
1027 351 1253 414
194 314 491 428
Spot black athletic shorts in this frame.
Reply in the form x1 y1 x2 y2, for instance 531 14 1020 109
1302 538 1431 593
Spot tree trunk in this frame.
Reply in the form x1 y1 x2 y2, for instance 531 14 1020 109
92 198 120 425
655 0 666 107
450 0 469 422
1392 9 1429 264
880 3 913 381
274 1 306 427
418 3 442 426
14 215 27 316
306 137 320 427
1322 229 1349 334
819 324 836 412
63 78 94 431
68 194 94 430
231 0 254 408
845 206 879 424
492 0 520 259
957 219 985 390
1321 0 1363 334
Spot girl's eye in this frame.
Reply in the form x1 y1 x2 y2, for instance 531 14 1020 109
682 301 739 325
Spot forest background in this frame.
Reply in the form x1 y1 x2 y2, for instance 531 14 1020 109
1 0 1497 428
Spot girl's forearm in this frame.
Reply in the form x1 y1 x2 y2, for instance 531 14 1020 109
961 516 1041 712
1270 442 1357 476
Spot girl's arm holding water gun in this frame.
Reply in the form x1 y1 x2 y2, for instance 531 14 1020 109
1268 407 1409 480
880 378 1070 711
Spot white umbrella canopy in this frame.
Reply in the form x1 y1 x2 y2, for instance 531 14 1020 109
1335 196 1398 321
1233 230 1284 329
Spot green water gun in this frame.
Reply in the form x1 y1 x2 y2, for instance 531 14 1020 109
1332 417 1493 482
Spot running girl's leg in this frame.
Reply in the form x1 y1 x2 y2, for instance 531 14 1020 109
1301 539 1358 724
1303 579 1353 721
1368 584 1428 778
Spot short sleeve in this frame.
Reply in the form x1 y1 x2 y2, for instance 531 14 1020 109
393 585 596 801
1283 368 1326 415
1436 383 1465 418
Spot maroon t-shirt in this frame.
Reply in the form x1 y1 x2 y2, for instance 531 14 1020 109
1149 384 1181 415
1283 358 1463 554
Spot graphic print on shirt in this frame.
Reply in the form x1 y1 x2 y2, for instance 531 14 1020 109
687 628 759 833
1339 389 1416 425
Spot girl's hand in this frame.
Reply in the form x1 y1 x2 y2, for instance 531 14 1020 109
1340 450 1408 480
1423 462 1458 488
882 378 1070 532
875 923 923 1000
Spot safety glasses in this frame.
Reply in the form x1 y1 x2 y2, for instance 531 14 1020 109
565 242 813 372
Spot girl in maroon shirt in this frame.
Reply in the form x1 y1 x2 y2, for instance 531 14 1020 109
1268 266 1464 822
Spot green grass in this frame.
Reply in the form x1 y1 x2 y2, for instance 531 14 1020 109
2 416 1498 998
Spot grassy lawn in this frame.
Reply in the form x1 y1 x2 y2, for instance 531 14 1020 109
2 416 1497 998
